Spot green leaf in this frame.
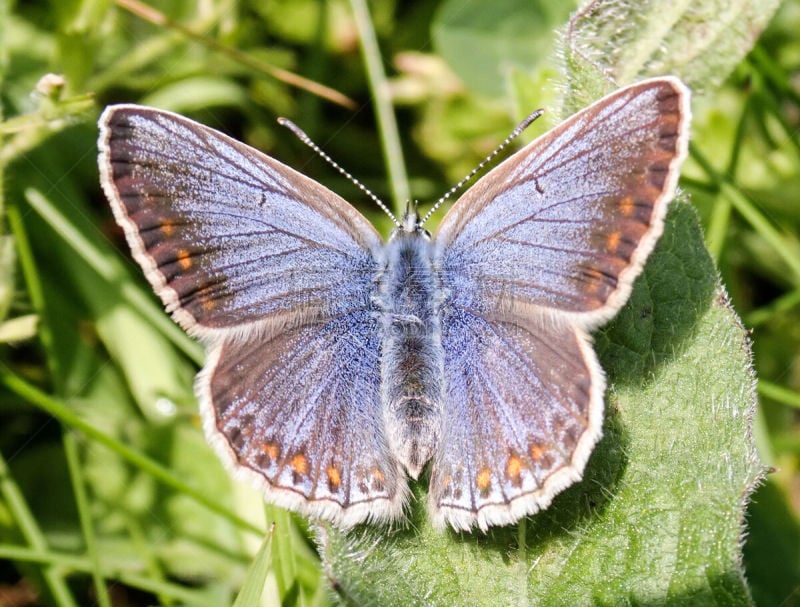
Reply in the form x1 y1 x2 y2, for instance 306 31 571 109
319 201 762 606
560 0 781 114
742 479 800 606
232 528 274 607
140 76 249 113
0 235 15 323
432 0 576 98
267 507 328 605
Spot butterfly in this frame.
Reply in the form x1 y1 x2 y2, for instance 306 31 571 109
98 77 690 532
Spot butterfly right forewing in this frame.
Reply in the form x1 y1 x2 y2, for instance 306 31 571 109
435 78 690 327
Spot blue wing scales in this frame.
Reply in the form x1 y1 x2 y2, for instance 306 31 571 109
99 105 383 340
98 106 404 526
429 78 690 529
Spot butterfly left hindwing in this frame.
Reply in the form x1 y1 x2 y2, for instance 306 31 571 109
200 314 407 526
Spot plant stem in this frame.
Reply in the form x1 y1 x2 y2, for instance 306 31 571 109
350 0 410 214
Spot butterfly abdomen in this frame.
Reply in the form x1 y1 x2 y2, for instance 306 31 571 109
378 225 445 479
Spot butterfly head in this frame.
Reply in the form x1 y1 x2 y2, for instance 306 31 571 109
395 201 431 240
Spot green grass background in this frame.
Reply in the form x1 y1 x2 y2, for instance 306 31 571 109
0 0 799 605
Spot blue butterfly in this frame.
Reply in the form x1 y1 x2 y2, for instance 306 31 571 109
98 77 690 531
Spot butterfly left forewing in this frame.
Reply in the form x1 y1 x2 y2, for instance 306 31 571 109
99 105 383 341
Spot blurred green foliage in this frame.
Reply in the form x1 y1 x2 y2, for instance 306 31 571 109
0 0 798 605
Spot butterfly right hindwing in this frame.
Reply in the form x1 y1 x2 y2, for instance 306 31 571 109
429 308 603 531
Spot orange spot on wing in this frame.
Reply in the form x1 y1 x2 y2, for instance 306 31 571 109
584 267 604 280
476 467 491 492
290 453 308 476
506 454 523 485
530 445 544 462
289 453 308 476
161 220 176 237
370 467 386 491
261 443 280 462
441 473 453 497
327 465 341 489
581 267 607 295
176 249 192 270
606 231 621 254
619 195 636 217
196 286 216 312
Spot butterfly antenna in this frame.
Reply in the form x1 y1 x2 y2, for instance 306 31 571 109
278 118 401 227
419 109 544 226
